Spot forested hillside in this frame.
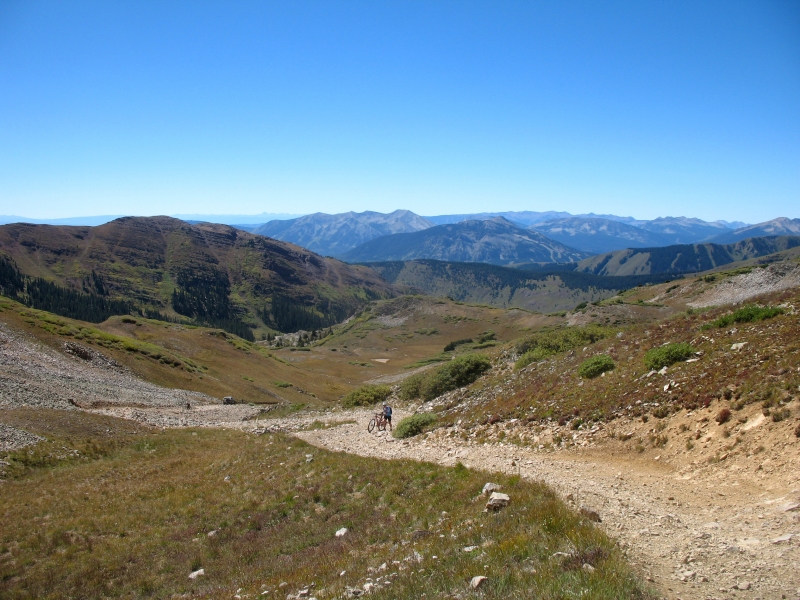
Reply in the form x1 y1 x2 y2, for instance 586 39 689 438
0 217 396 337
576 235 800 276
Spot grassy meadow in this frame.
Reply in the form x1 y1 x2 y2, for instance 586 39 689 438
0 409 651 599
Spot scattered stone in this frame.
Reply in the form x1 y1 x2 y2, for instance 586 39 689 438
658 366 668 375
579 505 602 523
582 563 595 573
363 582 375 594
335 527 348 538
462 546 478 552
188 568 204 579
731 342 747 351
470 576 487 589
777 502 800 513
734 581 752 591
770 534 793 544
485 492 510 511
207 530 218 537
482 482 501 495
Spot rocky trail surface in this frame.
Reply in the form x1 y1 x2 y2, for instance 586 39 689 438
282 408 800 600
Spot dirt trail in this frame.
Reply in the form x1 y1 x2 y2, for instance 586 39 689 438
279 408 800 600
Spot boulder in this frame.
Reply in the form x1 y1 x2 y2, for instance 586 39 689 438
335 527 348 537
188 568 205 580
486 492 510 511
470 576 487 589
482 482 501 495
223 396 236 405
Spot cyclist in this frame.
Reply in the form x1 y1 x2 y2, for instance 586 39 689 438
382 402 393 431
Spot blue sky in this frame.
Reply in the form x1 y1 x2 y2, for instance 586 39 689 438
1 1 798 223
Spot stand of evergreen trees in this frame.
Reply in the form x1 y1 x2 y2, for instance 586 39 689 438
0 255 133 323
264 296 349 333
171 268 254 341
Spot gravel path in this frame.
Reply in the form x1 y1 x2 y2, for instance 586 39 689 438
291 409 800 600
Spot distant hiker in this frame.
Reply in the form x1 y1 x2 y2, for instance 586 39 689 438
186 402 191 410
383 403 393 431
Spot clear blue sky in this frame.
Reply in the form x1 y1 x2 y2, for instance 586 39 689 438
1 1 798 222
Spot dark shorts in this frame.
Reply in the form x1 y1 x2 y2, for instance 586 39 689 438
385 415 392 422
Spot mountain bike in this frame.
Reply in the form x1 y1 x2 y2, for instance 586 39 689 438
368 412 388 433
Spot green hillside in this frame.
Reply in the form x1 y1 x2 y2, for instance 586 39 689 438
367 259 679 313
0 217 396 337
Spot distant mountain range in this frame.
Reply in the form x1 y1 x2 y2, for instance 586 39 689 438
706 217 800 245
252 210 432 256
573 235 800 276
341 217 588 266
248 209 764 260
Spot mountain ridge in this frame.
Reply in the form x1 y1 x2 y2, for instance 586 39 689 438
0 216 397 335
253 209 432 256
342 217 588 266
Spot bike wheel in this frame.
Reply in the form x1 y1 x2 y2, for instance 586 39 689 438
368 418 376 433
378 419 386 432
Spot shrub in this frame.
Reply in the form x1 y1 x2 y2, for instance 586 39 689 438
715 408 731 424
578 355 615 379
771 408 790 423
702 304 784 329
399 354 491 401
644 342 695 371
273 380 292 388
393 413 436 439
515 325 611 370
443 338 473 352
342 384 392 408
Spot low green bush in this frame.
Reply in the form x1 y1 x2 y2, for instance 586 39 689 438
644 342 695 371
515 325 611 370
399 354 492 401
393 413 437 438
443 338 473 352
578 355 615 379
702 304 784 329
342 384 392 408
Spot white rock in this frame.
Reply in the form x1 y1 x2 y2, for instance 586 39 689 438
335 527 348 537
188 568 204 579
463 546 478 552
777 501 800 512
658 366 668 375
470 576 487 589
735 581 752 590
207 529 218 537
771 533 793 544
363 582 375 594
731 342 747 351
486 492 510 511
482 482 501 495
582 563 595 573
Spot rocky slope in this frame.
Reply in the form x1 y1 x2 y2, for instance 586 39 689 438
343 217 588 266
252 210 433 256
